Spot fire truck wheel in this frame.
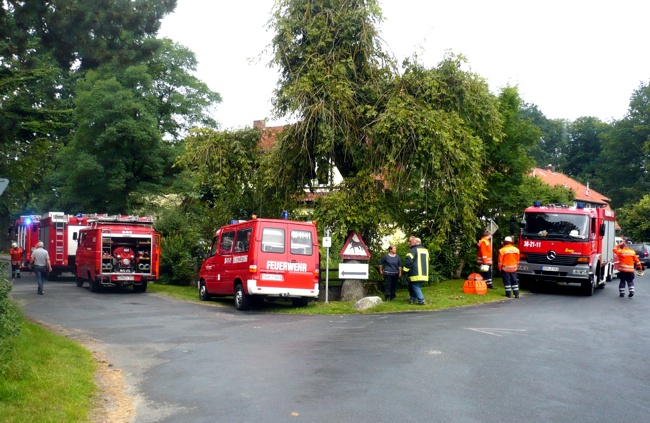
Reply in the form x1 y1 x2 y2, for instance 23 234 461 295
582 276 595 296
234 283 251 311
75 273 84 288
292 297 309 307
133 281 147 293
90 279 100 293
199 281 211 301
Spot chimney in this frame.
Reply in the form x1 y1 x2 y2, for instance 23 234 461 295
586 182 589 197
545 164 555 172
253 120 266 130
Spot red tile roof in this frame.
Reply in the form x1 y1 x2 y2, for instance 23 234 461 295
531 167 610 205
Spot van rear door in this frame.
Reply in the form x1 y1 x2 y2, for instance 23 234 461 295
257 222 317 291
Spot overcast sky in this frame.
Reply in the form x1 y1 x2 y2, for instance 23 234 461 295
159 0 650 130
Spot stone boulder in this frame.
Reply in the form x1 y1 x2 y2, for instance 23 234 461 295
353 296 383 311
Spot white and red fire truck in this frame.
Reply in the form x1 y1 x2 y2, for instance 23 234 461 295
516 202 618 295
74 214 160 293
13 212 93 278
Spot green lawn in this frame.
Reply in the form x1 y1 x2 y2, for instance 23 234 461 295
0 320 96 423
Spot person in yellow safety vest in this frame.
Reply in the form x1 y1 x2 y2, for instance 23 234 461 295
498 236 520 298
477 230 495 289
403 236 430 305
613 240 642 298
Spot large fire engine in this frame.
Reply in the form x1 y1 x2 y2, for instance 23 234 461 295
516 202 617 295
14 212 94 277
13 215 41 268
74 214 160 293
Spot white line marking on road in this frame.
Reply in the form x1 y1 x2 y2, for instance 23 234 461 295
465 328 527 337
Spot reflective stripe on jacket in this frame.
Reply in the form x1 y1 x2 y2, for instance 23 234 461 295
613 245 640 273
477 237 493 265
403 245 430 282
498 244 520 273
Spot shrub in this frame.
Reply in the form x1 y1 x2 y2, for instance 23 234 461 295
0 261 22 376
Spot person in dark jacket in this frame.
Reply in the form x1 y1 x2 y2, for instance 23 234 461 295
379 245 401 301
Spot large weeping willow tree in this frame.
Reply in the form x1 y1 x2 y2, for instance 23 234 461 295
267 0 506 256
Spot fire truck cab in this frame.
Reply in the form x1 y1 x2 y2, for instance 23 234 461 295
516 202 617 295
74 214 160 293
13 215 41 269
198 216 320 310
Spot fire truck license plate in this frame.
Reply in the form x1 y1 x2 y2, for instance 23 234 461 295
116 275 134 281
542 266 559 272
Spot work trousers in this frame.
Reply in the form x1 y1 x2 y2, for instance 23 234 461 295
619 272 635 295
503 272 519 298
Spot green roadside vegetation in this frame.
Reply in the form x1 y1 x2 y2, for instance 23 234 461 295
0 320 96 423
148 278 519 314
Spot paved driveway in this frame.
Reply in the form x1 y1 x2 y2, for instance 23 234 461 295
9 270 650 423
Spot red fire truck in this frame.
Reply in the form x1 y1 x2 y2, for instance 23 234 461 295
516 202 617 295
74 214 160 293
13 215 41 268
13 212 96 278
198 216 320 310
39 212 98 280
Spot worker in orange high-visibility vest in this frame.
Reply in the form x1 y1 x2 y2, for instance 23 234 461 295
498 236 520 298
613 240 642 298
477 230 495 289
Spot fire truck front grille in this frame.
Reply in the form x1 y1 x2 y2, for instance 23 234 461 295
525 253 577 266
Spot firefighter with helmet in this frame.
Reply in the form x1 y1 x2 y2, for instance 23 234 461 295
477 230 495 289
10 242 24 278
613 239 642 298
498 236 520 298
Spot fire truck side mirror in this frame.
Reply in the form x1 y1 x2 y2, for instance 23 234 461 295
599 223 606 237
73 232 78 241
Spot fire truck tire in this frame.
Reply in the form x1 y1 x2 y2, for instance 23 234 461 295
582 276 595 296
133 282 147 293
292 297 309 307
234 283 251 311
199 281 211 301
75 273 84 288
90 279 100 292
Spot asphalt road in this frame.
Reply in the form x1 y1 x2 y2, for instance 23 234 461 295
8 269 650 423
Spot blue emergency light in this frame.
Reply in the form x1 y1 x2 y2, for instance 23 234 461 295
25 217 32 225
281 210 289 220
533 201 541 207
576 202 584 209
76 212 83 217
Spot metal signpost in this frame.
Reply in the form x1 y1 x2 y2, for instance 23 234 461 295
322 229 332 303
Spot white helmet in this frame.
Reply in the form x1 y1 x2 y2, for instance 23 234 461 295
12 242 17 248
504 236 513 243
636 267 645 276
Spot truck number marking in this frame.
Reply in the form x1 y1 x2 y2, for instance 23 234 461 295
224 257 232 264
523 241 542 248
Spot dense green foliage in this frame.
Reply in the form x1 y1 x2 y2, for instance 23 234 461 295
0 263 21 363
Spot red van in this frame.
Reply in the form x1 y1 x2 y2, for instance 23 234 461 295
198 217 320 310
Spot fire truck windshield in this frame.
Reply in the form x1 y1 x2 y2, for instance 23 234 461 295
522 212 590 241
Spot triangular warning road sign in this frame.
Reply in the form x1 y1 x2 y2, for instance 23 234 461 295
340 232 371 260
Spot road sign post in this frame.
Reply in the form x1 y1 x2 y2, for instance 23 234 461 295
323 230 331 303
